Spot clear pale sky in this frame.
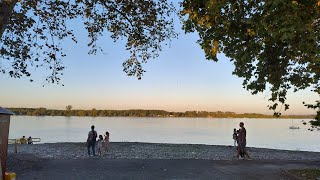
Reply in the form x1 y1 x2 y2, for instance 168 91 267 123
0 17 318 115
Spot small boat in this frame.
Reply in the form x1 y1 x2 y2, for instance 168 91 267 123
289 120 300 129
303 122 307 125
289 126 300 129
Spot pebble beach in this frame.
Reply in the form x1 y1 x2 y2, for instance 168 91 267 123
7 142 320 161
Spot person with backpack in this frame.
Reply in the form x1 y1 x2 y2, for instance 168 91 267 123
87 125 97 156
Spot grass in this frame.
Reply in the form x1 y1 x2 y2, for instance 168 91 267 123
288 169 320 180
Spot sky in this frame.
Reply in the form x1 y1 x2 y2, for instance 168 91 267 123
0 14 318 115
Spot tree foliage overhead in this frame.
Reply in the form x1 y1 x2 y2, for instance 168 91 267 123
1 0 320 122
181 0 320 116
0 0 177 83
304 100 320 125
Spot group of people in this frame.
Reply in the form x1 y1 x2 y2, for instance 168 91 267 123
19 136 33 144
232 122 251 159
87 125 110 156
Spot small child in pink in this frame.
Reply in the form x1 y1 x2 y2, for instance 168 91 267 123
97 135 104 156
104 131 110 153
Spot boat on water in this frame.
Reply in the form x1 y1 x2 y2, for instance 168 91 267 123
289 119 300 129
289 126 300 129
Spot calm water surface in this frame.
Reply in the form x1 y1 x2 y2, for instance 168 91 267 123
8 116 320 152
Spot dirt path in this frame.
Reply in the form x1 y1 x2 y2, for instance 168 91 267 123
9 158 320 180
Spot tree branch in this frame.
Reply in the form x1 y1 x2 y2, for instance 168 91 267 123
0 0 17 38
99 0 134 29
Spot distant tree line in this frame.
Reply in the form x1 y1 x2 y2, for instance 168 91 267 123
7 107 315 119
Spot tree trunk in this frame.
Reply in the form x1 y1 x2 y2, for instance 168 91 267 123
0 0 18 38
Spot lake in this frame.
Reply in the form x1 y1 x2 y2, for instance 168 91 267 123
8 116 320 152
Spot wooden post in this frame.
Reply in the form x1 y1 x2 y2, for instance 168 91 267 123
0 159 2 180
14 140 17 154
0 107 13 180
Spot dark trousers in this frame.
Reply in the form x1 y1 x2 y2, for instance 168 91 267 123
87 141 96 156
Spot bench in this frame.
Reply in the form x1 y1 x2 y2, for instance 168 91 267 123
8 138 41 153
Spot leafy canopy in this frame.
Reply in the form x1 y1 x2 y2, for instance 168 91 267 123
181 0 320 116
1 0 320 120
0 0 177 83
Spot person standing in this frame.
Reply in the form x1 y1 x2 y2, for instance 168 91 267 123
104 131 110 153
20 136 27 144
232 128 237 146
237 122 251 159
27 136 33 144
97 135 104 156
87 125 97 156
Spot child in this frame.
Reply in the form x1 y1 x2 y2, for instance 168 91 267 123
104 131 110 153
28 136 33 144
232 128 238 146
232 128 237 146
97 135 104 156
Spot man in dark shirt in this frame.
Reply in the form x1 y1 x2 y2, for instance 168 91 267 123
87 125 97 156
237 122 251 159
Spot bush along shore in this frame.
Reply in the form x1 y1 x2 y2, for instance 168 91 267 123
7 107 316 119
7 142 320 161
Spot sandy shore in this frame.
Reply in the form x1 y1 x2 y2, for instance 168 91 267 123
7 142 320 161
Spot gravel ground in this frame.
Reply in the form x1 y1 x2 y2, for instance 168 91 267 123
8 158 320 180
6 143 320 179
7 142 320 161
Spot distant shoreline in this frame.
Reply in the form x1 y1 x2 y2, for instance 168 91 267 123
7 107 315 119
10 115 315 119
